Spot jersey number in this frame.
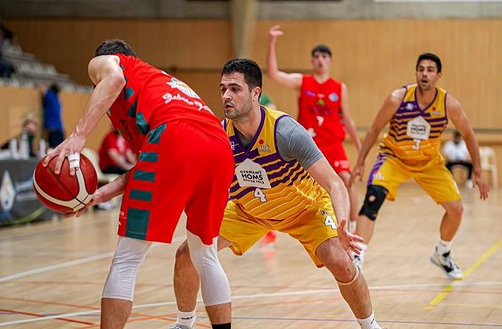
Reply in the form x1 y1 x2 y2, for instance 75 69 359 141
254 188 267 203
324 215 337 230
412 138 421 150
316 115 325 127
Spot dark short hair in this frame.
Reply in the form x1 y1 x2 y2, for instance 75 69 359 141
416 52 442 73
221 58 262 90
49 83 59 94
94 39 137 58
311 44 332 57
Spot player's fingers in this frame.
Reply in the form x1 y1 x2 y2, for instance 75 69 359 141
43 152 57 167
349 232 364 243
54 152 66 174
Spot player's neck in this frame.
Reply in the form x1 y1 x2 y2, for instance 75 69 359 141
415 86 437 105
233 105 262 139
313 72 330 84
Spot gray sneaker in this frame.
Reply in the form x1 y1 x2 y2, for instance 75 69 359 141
430 248 463 279
170 324 194 329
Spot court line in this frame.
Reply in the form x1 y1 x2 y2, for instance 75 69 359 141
4 279 502 327
0 236 186 283
222 316 502 327
424 237 502 311
0 252 114 283
0 308 96 326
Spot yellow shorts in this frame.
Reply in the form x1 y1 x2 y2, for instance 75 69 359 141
368 153 461 203
219 193 338 267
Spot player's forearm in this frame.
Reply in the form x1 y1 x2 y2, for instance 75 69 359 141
100 171 130 200
328 178 351 221
266 40 281 80
356 127 379 165
345 119 362 151
463 132 482 173
74 74 125 138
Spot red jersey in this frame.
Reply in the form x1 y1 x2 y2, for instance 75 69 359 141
298 75 346 147
107 54 227 154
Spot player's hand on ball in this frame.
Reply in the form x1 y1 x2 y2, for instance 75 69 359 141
337 219 364 260
43 133 86 175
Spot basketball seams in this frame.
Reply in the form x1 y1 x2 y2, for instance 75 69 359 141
33 155 97 213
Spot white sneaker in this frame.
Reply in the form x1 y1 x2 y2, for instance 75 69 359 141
170 324 194 329
353 253 364 269
430 248 463 279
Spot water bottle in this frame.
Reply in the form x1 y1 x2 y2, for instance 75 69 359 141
19 129 29 159
9 138 18 159
39 138 47 158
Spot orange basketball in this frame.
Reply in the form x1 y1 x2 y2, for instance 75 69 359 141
33 154 98 214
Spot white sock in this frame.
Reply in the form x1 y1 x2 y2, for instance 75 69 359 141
436 239 452 255
177 309 196 328
356 242 368 261
357 311 381 329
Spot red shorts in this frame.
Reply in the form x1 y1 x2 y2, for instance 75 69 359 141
118 121 234 245
319 141 351 174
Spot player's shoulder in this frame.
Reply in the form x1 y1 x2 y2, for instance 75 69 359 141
388 86 407 104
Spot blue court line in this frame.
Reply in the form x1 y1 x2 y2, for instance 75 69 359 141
199 316 502 327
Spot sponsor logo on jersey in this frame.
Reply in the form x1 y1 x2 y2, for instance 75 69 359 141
167 77 201 99
257 139 270 153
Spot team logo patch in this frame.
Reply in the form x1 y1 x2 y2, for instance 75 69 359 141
328 92 339 102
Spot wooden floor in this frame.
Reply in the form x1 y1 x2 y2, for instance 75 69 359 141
1 184 501 329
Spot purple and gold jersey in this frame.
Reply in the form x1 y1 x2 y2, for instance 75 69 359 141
380 83 448 167
224 107 325 220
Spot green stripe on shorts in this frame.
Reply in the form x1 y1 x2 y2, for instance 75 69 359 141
125 208 150 240
130 189 153 202
147 123 166 144
133 170 155 182
139 152 158 163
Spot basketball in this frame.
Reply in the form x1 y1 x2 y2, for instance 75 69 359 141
33 154 98 214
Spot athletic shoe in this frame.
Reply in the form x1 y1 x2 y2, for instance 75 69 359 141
170 324 194 329
353 253 363 269
260 231 277 248
430 248 463 279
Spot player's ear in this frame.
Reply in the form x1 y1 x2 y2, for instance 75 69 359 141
253 86 261 101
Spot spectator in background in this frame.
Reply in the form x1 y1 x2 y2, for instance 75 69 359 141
42 83 65 148
99 128 136 174
0 48 14 78
1 119 39 157
443 130 473 187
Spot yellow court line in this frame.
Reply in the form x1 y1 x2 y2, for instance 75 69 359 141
424 237 502 311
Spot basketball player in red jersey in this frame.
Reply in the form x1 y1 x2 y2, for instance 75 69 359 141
44 39 234 329
267 25 361 232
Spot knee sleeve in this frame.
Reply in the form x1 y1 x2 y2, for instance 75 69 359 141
187 231 231 306
102 237 151 301
358 185 388 221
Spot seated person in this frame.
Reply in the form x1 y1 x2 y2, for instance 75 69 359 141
443 130 473 186
98 128 135 174
1 119 39 157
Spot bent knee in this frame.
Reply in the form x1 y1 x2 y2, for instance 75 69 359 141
445 201 464 218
